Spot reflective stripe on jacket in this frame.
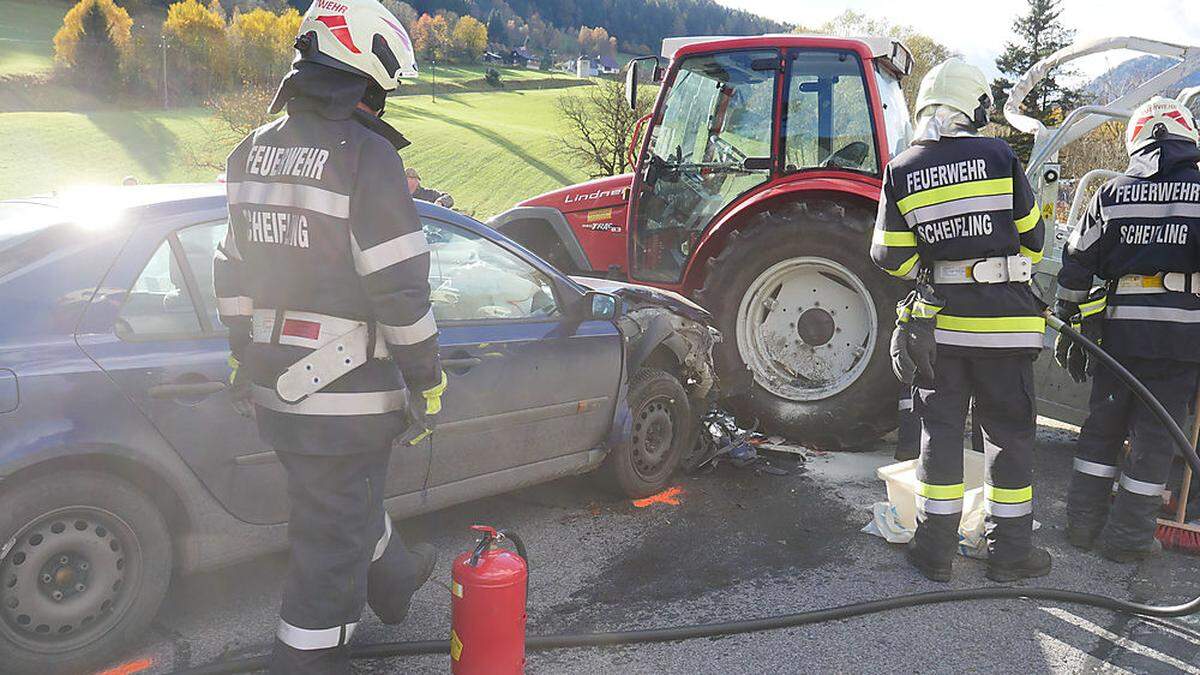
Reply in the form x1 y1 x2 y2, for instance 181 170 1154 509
872 136 1046 353
1057 140 1200 362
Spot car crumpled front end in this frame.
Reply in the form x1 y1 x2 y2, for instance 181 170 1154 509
573 276 721 403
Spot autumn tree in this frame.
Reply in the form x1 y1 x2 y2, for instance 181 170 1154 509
53 0 132 95
228 7 300 87
162 0 230 99
577 26 611 57
557 79 653 177
412 13 451 62
451 16 488 62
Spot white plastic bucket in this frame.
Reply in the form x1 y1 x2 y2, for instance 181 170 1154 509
876 448 985 531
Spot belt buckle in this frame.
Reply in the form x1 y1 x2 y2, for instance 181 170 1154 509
1006 255 1031 282
970 258 1003 284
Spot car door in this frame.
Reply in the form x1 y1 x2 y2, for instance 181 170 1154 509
422 216 623 488
78 217 431 524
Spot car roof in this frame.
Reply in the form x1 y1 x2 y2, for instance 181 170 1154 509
2 183 228 231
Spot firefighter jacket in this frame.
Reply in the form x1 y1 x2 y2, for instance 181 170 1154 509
871 136 1046 355
1057 139 1200 363
214 62 441 454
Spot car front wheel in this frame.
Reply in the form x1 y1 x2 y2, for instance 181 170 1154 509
600 368 694 499
0 470 172 675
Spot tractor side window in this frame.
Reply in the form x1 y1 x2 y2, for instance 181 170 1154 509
784 51 879 175
632 49 777 283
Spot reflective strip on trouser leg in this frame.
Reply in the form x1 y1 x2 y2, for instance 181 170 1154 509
372 514 393 563
277 620 358 650
1074 458 1119 478
1118 473 1166 498
985 484 1033 518
916 482 965 516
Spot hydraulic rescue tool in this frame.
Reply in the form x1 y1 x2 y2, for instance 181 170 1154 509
174 316 1200 675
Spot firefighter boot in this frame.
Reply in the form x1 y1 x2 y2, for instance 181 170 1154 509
1100 488 1165 563
905 540 953 582
986 546 1052 583
368 542 437 624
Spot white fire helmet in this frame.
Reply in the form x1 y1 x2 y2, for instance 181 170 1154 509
1125 97 1199 155
915 58 992 126
296 0 417 92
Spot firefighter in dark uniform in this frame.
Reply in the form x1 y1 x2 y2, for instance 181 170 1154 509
213 1 444 671
1056 96 1200 562
871 59 1050 582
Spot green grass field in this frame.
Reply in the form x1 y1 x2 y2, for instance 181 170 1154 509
0 87 593 218
0 0 69 76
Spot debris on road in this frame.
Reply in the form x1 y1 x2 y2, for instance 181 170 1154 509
633 486 684 508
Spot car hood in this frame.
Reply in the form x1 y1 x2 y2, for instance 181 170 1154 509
570 276 713 325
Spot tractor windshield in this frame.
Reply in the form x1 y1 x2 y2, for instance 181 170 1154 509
632 49 778 283
874 65 912 161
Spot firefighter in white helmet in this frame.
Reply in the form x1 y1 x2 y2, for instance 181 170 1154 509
871 58 1050 582
213 1 443 671
1057 97 1200 561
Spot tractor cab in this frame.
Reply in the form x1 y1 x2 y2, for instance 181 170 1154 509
494 35 919 447
627 35 913 284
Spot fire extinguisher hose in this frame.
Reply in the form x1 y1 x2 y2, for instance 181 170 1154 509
173 317 1200 675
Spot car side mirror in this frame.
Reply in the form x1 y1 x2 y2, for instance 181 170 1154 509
582 291 619 320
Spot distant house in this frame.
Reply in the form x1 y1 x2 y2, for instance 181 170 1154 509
506 46 534 67
483 51 505 64
576 55 620 78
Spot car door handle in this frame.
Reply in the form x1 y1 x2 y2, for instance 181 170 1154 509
441 354 482 374
148 381 227 399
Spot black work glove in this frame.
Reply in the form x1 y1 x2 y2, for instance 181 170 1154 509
890 286 942 386
393 371 447 448
1054 288 1107 383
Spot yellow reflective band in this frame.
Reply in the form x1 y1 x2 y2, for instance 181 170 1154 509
887 253 920 278
1019 245 1044 264
1015 204 1041 233
1080 296 1107 318
911 300 943 319
897 305 913 322
935 314 1046 333
896 177 1014 215
422 371 448 415
873 229 918 247
917 482 965 500
985 484 1032 503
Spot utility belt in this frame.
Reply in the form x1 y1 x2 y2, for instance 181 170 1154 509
251 309 389 404
1114 273 1200 296
931 255 1033 285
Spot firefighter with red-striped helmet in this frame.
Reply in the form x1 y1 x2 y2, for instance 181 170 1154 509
1057 96 1200 562
213 1 442 672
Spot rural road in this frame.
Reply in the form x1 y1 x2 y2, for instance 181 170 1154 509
104 424 1200 674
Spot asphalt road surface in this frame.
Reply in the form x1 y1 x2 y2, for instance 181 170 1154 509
103 423 1200 674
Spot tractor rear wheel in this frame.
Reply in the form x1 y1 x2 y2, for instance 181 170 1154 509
697 201 904 449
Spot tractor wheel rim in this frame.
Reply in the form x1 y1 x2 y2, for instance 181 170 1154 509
632 397 676 479
0 507 142 654
736 256 877 402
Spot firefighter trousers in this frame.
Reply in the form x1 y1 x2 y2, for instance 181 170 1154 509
270 445 423 674
911 353 1037 565
1068 358 1199 551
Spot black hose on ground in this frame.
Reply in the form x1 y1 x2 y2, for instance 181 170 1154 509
173 316 1200 675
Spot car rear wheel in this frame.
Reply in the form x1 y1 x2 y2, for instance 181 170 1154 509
697 201 905 449
600 368 693 498
0 471 172 675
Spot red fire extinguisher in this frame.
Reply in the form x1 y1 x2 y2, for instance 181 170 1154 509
450 525 528 674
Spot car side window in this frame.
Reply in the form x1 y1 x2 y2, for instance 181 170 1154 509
424 219 560 322
176 221 228 329
117 221 227 338
118 238 202 337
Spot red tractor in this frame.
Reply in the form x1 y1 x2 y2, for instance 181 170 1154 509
491 34 916 448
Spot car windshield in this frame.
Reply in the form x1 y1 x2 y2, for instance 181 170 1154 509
0 202 65 279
